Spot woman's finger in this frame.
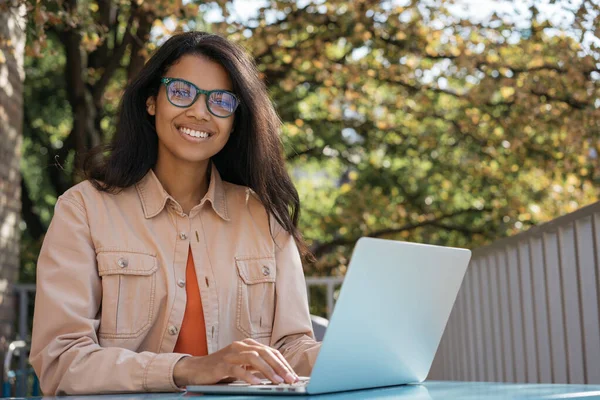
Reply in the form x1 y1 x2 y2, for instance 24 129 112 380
253 346 297 383
234 351 285 384
229 364 262 385
270 349 298 380
242 339 297 382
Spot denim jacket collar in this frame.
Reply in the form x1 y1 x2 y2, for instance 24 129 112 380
135 162 230 221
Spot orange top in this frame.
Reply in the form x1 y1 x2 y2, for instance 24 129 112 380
173 247 208 356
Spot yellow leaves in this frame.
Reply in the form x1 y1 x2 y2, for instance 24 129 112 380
280 79 294 91
395 31 407 40
340 183 351 194
465 108 481 124
295 119 304 127
405 56 418 69
282 54 292 64
528 56 544 68
500 86 515 99
81 32 101 52
265 35 278 46
284 123 299 136
89 3 99 12
486 52 500 63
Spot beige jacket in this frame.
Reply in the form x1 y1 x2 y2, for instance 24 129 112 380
30 164 320 395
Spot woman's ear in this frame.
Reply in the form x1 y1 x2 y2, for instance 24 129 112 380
146 97 156 116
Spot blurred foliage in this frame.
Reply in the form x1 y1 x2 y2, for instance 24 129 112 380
6 0 600 316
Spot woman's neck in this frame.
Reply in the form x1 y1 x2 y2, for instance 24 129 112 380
153 155 210 215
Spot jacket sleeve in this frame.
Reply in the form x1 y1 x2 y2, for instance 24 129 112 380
29 195 187 395
269 222 321 377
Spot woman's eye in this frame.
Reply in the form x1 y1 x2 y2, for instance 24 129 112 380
173 89 190 97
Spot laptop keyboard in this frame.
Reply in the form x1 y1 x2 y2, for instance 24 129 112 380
229 378 309 388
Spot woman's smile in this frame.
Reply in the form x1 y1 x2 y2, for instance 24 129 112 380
176 123 215 142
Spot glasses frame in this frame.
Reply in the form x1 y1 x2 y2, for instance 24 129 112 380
160 77 240 118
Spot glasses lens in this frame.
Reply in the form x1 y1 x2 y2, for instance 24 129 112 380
166 80 197 107
208 91 238 117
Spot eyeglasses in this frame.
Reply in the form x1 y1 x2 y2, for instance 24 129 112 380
160 77 240 118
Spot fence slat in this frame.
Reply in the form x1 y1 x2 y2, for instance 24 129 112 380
530 235 553 383
471 262 486 381
543 231 568 383
576 215 600 384
488 253 504 382
497 250 515 382
479 257 495 382
518 241 538 383
558 223 585 384
507 244 526 383
457 281 469 380
465 267 477 381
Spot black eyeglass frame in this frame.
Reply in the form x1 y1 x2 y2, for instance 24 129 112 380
160 77 240 118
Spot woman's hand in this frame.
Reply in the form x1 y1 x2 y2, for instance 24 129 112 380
173 338 299 387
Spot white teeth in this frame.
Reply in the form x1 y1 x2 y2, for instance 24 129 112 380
179 127 210 139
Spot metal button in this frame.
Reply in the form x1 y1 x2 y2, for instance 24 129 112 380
179 232 188 240
262 265 270 276
117 258 128 268
177 279 186 288
168 325 178 335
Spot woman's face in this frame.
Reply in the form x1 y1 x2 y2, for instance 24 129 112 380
146 54 235 165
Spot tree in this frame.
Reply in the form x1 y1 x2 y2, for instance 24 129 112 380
8 1 600 315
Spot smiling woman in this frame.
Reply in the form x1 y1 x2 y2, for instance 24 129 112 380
29 32 320 396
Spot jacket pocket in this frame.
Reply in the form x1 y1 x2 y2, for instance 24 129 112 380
235 256 277 338
96 251 158 339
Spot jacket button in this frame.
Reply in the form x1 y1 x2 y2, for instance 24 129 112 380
262 266 270 276
179 232 188 240
177 279 186 288
117 258 128 268
168 325 178 335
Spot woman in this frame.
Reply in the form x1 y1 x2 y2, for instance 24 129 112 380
30 31 321 395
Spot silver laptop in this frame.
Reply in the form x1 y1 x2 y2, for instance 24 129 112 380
187 237 471 395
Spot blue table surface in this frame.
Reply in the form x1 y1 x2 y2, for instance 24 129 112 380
10 381 600 400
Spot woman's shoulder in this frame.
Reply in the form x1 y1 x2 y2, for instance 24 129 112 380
58 179 137 210
222 181 265 214
221 181 285 237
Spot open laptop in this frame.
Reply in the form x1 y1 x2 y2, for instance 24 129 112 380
187 237 471 395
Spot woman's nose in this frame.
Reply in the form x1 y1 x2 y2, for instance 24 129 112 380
185 94 211 120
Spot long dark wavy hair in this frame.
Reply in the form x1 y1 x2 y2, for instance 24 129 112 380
83 31 313 260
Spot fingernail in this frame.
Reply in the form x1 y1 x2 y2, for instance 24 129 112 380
285 373 295 382
274 374 284 383
251 377 262 385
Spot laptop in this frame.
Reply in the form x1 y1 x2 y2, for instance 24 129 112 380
187 237 471 395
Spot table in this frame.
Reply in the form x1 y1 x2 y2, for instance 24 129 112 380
13 381 600 399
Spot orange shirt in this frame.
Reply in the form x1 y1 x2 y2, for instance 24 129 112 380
173 247 208 356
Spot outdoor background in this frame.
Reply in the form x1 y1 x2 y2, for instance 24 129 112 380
6 0 600 317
